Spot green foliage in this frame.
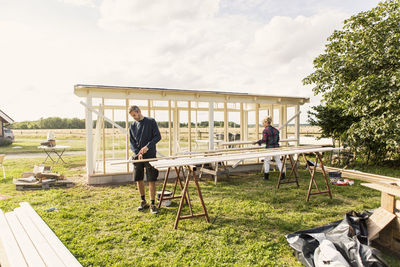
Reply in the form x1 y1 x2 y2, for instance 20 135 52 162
11 117 86 129
304 0 400 163
0 138 12 146
308 105 359 140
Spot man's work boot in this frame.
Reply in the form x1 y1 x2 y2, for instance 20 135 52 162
280 172 286 180
150 204 159 214
263 173 269 180
137 200 149 211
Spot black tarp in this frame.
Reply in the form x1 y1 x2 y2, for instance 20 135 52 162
286 211 388 267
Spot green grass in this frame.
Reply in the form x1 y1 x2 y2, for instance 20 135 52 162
0 156 399 266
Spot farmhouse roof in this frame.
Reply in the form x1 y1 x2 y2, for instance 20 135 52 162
0 109 14 124
74 84 310 105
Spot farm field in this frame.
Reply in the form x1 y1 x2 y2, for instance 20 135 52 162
2 126 323 155
0 152 399 266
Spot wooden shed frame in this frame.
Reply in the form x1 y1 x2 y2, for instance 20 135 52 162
74 84 309 179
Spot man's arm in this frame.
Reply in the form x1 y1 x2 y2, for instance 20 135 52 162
145 119 161 148
256 128 268 145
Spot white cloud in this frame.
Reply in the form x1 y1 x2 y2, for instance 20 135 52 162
58 0 96 8
0 0 380 122
98 0 220 31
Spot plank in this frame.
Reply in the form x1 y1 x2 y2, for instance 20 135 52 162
319 166 400 184
367 207 396 240
14 207 66 267
151 146 340 169
112 145 320 165
4 212 46 267
19 202 82 267
0 209 28 267
361 183 400 198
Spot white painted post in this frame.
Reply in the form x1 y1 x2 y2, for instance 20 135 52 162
295 105 300 146
209 101 214 150
85 96 94 176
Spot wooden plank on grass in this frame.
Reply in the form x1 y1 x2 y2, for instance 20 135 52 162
14 207 65 267
19 202 82 267
361 183 400 198
0 210 28 267
367 207 396 240
4 212 45 267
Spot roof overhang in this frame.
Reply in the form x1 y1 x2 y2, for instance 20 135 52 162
74 84 310 106
0 109 14 124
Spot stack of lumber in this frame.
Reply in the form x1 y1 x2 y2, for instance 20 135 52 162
13 165 74 191
0 202 82 267
317 167 400 255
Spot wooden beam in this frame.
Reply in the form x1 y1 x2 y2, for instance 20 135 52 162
209 101 214 150
14 207 64 266
85 96 94 176
224 102 228 143
240 103 244 141
188 101 192 152
295 104 300 147
0 210 28 267
5 212 45 266
92 105 244 112
19 202 82 266
151 146 340 169
102 98 106 174
168 100 172 156
361 183 400 198
125 99 130 172
255 104 260 140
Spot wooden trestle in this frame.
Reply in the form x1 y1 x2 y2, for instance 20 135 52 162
157 165 210 229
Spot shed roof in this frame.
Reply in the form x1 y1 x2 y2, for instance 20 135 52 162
74 84 309 106
0 109 14 124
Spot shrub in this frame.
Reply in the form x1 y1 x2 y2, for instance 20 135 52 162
0 138 12 146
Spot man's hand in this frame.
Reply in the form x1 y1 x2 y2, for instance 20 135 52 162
138 154 143 160
139 146 149 155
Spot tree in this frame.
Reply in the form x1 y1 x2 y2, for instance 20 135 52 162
304 0 400 163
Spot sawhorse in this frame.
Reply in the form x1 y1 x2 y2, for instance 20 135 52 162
158 165 210 229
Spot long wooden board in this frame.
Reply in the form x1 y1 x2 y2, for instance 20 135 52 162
20 202 82 267
5 212 46 267
111 145 321 165
14 207 66 266
0 210 28 267
317 166 400 185
151 146 340 169
361 183 400 198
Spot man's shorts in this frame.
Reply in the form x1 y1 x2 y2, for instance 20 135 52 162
133 161 159 182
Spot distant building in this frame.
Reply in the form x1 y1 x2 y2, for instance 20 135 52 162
0 109 14 139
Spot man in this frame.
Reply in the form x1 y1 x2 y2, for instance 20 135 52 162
129 105 161 214
253 116 284 180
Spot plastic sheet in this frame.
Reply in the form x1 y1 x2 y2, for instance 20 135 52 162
286 211 388 267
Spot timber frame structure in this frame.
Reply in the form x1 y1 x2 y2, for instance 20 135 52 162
74 84 309 184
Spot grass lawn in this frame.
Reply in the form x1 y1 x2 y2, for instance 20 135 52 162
0 155 399 266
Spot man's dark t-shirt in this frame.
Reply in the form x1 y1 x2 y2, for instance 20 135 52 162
129 117 161 158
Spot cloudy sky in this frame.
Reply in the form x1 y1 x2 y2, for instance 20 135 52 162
0 0 381 122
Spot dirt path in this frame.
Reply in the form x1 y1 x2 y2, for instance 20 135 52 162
5 151 86 159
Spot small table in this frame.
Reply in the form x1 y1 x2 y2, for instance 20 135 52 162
38 145 70 165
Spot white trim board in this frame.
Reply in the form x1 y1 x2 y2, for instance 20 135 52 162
150 146 340 169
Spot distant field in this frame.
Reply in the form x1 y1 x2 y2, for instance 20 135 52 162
1 126 322 155
12 125 321 139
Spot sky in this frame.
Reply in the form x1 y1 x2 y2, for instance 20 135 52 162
0 0 381 123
